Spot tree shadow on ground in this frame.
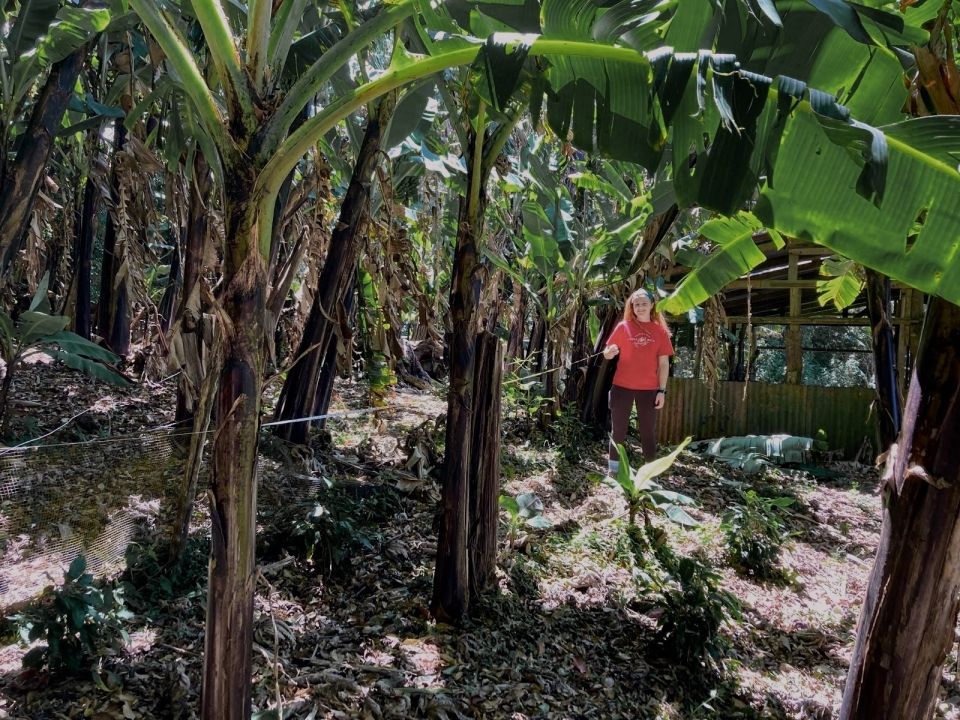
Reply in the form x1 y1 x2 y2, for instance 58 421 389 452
0 438 868 720
738 612 856 674
1 515 761 719
770 484 878 556
463 569 767 719
550 458 603 508
501 411 610 510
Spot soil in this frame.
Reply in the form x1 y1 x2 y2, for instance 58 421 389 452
0 364 958 719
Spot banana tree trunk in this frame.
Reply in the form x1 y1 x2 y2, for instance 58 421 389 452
106 276 131 354
97 120 131 353
179 155 211 320
540 337 559 425
505 278 526 363
73 176 98 341
432 206 481 622
272 99 390 443
468 330 502 594
313 275 356 429
45 215 71 302
865 270 901 448
630 203 679 270
839 297 960 720
432 123 485 620
157 229 182 335
174 155 212 429
527 311 546 372
579 308 620 426
433 120 505 622
840 31 960 718
200 172 265 720
563 301 591 404
0 47 90 272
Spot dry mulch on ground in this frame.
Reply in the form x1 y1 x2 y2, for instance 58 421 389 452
1 370 958 719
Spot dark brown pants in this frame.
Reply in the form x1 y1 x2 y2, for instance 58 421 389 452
609 385 659 462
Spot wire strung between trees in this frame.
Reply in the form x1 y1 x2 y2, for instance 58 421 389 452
260 407 383 428
0 406 387 454
3 351 610 451
502 349 607 387
1 407 94 453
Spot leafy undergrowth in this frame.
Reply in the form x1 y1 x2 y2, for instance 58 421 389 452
1 375 959 719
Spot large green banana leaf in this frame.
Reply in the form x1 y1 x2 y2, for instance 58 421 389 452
662 111 960 312
659 213 781 314
756 113 960 304
591 1 955 311
534 0 911 207
541 0 666 168
3 0 60 59
719 0 914 125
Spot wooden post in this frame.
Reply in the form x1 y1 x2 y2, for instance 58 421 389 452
785 252 803 383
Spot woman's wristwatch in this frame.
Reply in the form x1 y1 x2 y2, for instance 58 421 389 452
656 388 666 395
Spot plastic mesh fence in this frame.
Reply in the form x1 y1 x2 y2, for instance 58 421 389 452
0 429 324 611
0 431 186 610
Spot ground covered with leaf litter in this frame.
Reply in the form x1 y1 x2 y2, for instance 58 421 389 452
1 368 959 719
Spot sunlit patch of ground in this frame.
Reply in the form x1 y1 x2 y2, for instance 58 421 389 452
2 377 957 719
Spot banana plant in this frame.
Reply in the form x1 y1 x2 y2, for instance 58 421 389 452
0 0 112 153
0 0 113 271
116 0 960 713
608 437 696 530
0 275 126 432
498 492 553 549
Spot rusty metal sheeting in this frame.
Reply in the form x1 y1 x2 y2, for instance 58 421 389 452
657 378 875 459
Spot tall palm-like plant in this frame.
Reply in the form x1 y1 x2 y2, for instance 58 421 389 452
120 0 692 714
121 0 960 716
0 0 112 272
837 8 960 718
120 1 454 714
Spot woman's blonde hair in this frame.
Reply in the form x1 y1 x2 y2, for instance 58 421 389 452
623 288 671 335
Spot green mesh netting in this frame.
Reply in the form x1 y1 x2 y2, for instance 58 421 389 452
0 431 184 609
0 429 329 611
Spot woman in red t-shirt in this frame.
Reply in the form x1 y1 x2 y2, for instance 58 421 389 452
602 288 674 473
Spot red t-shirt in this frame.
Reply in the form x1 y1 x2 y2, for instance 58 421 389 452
606 320 674 390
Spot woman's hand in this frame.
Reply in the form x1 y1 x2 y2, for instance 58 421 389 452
654 392 665 410
603 344 619 360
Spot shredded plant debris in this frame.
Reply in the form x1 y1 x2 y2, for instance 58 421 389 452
0 366 957 719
